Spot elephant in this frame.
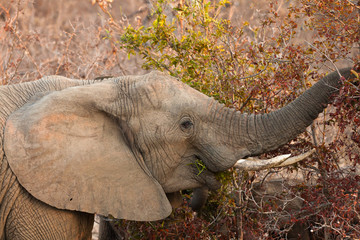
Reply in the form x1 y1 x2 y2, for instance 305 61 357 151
0 67 356 239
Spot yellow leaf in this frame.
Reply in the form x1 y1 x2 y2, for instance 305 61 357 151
350 69 359 79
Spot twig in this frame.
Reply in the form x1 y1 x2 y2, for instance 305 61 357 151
304 40 342 78
55 29 76 75
237 64 269 80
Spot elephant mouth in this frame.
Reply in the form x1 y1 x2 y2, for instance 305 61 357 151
193 143 237 173
193 154 221 191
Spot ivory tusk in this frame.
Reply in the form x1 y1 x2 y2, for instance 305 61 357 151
234 154 291 171
276 149 316 167
234 149 316 171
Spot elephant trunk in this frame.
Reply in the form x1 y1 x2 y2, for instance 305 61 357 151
189 186 209 212
248 68 353 155
205 68 355 171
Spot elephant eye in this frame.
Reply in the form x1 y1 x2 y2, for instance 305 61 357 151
180 117 194 131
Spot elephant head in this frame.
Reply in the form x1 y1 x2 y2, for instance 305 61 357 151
3 68 356 221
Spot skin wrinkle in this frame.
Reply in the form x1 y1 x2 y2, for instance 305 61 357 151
113 78 131 118
217 105 226 132
17 197 40 239
1 167 15 202
129 81 140 117
152 142 164 183
0 160 20 237
262 114 279 146
120 80 131 118
13 87 28 104
238 113 247 149
273 110 291 141
138 121 156 177
237 114 254 156
145 134 160 180
121 81 131 119
232 111 241 146
0 159 9 189
223 110 237 147
244 113 251 149
246 115 255 145
267 112 287 148
227 108 238 145
201 98 255 170
253 115 259 148
218 106 230 145
1 175 21 237
255 114 266 151
157 147 170 180
147 82 160 109
307 90 327 118
294 95 316 122
253 114 266 146
227 109 237 145
124 80 134 118
280 106 300 134
208 103 229 146
159 135 175 173
285 103 308 135
0 91 18 110
209 100 218 123
135 121 154 177
151 133 168 184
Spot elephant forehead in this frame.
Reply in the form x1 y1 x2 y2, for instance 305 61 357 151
159 89 208 113
136 72 210 111
145 72 205 97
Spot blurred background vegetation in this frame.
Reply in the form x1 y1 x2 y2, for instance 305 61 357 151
1 0 359 239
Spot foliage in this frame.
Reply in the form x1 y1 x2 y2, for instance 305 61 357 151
191 159 208 176
97 0 360 238
112 203 237 239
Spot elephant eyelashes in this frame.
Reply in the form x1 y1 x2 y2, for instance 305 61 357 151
180 118 194 132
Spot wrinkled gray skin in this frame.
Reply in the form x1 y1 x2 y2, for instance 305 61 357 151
190 186 209 212
0 68 354 239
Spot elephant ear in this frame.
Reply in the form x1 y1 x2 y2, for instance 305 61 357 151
4 82 172 221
